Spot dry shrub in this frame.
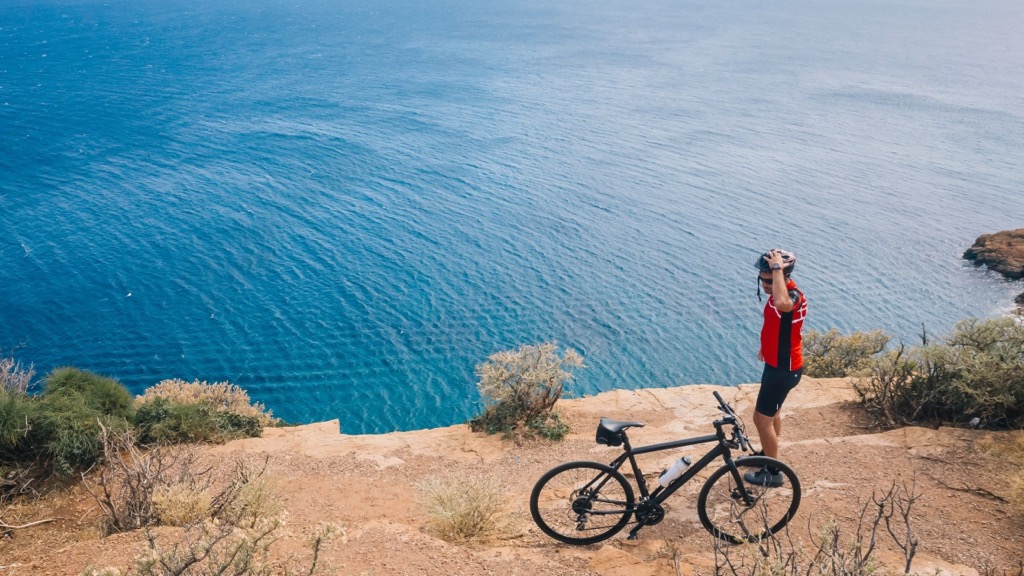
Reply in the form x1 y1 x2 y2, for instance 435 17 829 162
223 459 282 529
136 379 278 427
0 358 34 394
83 425 184 533
470 342 583 441
709 479 920 576
134 517 282 575
83 423 279 535
716 518 882 576
82 521 345 576
853 344 928 429
80 441 336 576
803 329 890 378
854 318 1024 429
418 473 508 542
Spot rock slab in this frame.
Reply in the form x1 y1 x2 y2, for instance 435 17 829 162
964 228 1024 311
963 228 1024 280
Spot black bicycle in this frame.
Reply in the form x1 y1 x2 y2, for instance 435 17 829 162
529 391 801 545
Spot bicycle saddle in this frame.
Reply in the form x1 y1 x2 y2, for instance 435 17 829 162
596 417 645 446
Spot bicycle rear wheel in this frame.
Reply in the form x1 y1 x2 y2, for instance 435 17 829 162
697 455 801 544
530 460 635 545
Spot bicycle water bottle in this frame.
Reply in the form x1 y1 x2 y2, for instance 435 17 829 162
658 455 692 488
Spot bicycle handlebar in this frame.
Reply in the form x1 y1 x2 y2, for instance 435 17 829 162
712 391 750 451
712 390 735 417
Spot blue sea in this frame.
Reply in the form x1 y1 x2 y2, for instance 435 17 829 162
2 0 1023 433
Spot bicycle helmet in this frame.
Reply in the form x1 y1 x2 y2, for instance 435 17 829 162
755 249 796 301
754 249 796 275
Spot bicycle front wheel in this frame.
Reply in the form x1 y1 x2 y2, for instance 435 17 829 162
697 456 801 544
530 460 635 545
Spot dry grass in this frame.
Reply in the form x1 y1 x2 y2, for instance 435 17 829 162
0 357 34 394
152 483 212 527
136 379 278 426
82 568 123 576
417 473 509 542
226 460 282 529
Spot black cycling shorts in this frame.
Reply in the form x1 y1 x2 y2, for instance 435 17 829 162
755 364 803 417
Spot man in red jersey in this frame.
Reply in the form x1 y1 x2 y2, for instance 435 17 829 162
747 249 807 487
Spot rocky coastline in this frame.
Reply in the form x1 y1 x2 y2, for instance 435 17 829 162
963 228 1024 310
3 379 1021 574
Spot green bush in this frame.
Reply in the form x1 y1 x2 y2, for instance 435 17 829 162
3 367 268 484
1 368 133 478
855 317 1024 429
0 389 36 458
134 398 263 445
469 342 583 441
803 328 891 378
33 393 110 476
527 412 570 441
44 367 133 420
0 390 127 478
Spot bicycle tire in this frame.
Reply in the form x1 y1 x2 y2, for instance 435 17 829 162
697 455 801 544
530 460 635 545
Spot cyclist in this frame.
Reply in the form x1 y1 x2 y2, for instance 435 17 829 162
748 249 807 487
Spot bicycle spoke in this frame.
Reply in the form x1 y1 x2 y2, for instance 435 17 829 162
697 457 801 544
530 461 634 545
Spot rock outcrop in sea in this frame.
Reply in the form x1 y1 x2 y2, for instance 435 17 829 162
963 228 1024 309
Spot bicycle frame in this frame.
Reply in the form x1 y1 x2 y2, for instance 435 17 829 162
599 416 756 537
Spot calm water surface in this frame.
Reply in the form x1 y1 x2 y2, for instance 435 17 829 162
2 0 1023 432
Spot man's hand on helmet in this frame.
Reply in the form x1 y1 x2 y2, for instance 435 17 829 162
755 249 796 274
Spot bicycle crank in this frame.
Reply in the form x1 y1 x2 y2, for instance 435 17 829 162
636 503 665 526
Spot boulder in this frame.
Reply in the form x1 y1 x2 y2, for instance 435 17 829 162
963 228 1024 280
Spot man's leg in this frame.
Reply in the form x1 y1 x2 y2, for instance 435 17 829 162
754 365 800 459
747 407 785 486
753 409 779 459
748 366 801 487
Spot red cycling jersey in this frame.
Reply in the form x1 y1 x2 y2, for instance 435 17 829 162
760 280 807 370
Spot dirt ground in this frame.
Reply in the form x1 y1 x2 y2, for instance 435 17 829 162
2 378 1022 575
